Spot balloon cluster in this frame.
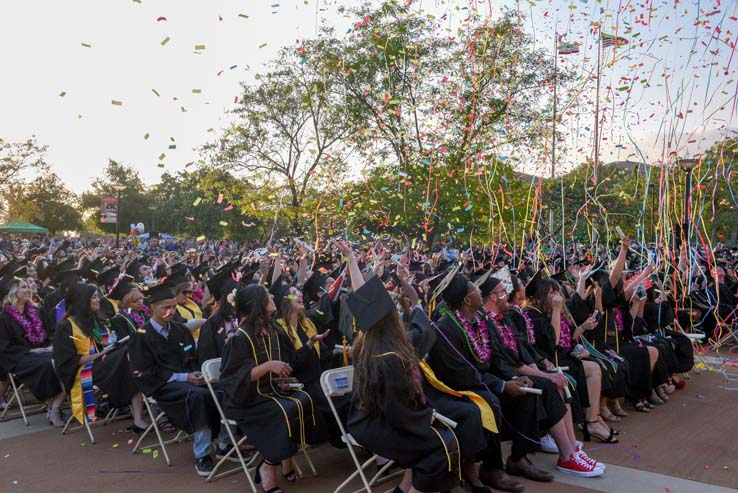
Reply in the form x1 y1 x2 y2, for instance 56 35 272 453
129 222 145 235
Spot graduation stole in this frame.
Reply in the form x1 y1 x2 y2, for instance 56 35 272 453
68 317 109 425
176 299 203 339
276 317 321 356
418 360 498 433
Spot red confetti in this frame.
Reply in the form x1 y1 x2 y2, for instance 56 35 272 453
156 16 167 22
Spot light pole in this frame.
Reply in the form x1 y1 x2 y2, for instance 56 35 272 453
112 185 126 248
148 206 157 233
678 157 699 246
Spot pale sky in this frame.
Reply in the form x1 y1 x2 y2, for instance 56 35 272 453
1 0 735 192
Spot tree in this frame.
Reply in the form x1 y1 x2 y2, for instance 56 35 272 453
203 44 355 234
80 160 153 235
0 136 50 221
4 172 82 233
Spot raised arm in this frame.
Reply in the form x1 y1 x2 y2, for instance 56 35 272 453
333 240 365 292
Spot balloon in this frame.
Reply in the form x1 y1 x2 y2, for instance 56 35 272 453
135 223 145 234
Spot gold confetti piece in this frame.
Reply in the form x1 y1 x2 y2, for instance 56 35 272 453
192 88 201 94
157 163 165 168
259 43 268 48
59 91 66 97
238 13 249 18
112 443 119 448
194 44 205 50
144 132 150 140
196 235 206 241
161 37 170 46
152 89 160 96
219 221 228 226
111 100 123 106
193 197 202 206
158 153 166 160
81 42 92 48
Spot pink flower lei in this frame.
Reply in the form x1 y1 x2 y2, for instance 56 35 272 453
447 308 492 363
513 304 537 345
558 314 572 350
5 302 46 345
614 307 625 333
485 310 518 354
122 308 146 328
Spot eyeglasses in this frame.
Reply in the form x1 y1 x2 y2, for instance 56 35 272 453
182 290 193 295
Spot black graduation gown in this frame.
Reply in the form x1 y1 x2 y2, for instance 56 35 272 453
0 311 61 401
524 307 588 424
196 311 236 369
278 318 336 444
219 323 316 463
109 311 145 338
128 320 218 434
347 353 460 492
53 318 139 409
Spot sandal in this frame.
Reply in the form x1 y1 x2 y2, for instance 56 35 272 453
158 419 177 433
282 468 297 483
600 408 622 423
583 421 619 443
633 401 651 413
255 459 285 493
610 399 629 417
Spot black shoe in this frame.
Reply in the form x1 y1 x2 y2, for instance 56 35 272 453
215 444 252 463
195 455 215 477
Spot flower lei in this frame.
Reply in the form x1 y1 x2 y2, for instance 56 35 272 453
141 304 151 318
614 307 625 333
5 302 46 345
513 304 537 345
444 308 492 363
122 308 146 328
559 314 572 350
485 310 518 354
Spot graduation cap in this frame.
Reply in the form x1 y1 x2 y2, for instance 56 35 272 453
479 276 502 300
166 270 190 286
192 263 211 281
126 258 150 277
551 270 570 285
0 259 20 277
12 266 28 279
169 262 188 276
96 266 120 287
143 281 176 304
207 265 238 301
441 273 470 308
524 268 548 298
345 275 396 333
108 275 139 301
81 257 106 281
55 268 81 285
303 270 328 303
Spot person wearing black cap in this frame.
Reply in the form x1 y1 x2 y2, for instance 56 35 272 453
0 278 66 426
53 283 141 429
346 274 461 493
219 283 317 492
481 276 606 477
196 267 241 369
127 282 220 476
426 273 528 491
171 272 206 341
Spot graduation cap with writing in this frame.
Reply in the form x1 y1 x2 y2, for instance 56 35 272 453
345 275 396 333
524 268 549 298
108 275 138 301
143 280 176 304
96 266 120 288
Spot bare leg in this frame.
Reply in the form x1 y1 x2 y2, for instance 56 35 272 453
399 468 413 491
582 361 609 435
647 346 658 371
550 398 576 461
130 393 149 429
49 391 65 409
259 462 280 491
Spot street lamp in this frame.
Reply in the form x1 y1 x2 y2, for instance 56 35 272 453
678 157 699 245
112 185 127 248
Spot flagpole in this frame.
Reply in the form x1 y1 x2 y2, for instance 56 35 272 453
551 30 557 245
594 31 602 185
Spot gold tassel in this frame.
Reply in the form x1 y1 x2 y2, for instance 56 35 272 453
342 336 349 366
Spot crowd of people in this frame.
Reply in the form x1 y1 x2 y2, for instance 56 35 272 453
1 230 736 493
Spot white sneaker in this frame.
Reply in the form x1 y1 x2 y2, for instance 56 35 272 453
540 434 558 453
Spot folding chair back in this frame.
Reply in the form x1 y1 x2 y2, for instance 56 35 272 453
202 358 259 491
320 366 398 493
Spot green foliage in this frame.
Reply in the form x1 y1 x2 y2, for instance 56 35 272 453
0 136 50 221
4 172 82 233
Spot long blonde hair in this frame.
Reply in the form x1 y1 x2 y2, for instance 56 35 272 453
2 278 28 308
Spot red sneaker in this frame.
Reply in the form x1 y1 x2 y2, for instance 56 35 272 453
575 447 606 472
557 452 603 477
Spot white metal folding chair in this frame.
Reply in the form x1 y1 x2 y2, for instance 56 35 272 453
0 372 46 425
320 366 400 493
131 395 188 466
201 358 260 490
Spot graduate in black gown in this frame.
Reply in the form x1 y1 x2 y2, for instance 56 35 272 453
220 283 317 493
196 265 241 368
53 283 141 426
127 282 220 477
0 278 65 426
346 273 461 493
273 283 341 451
